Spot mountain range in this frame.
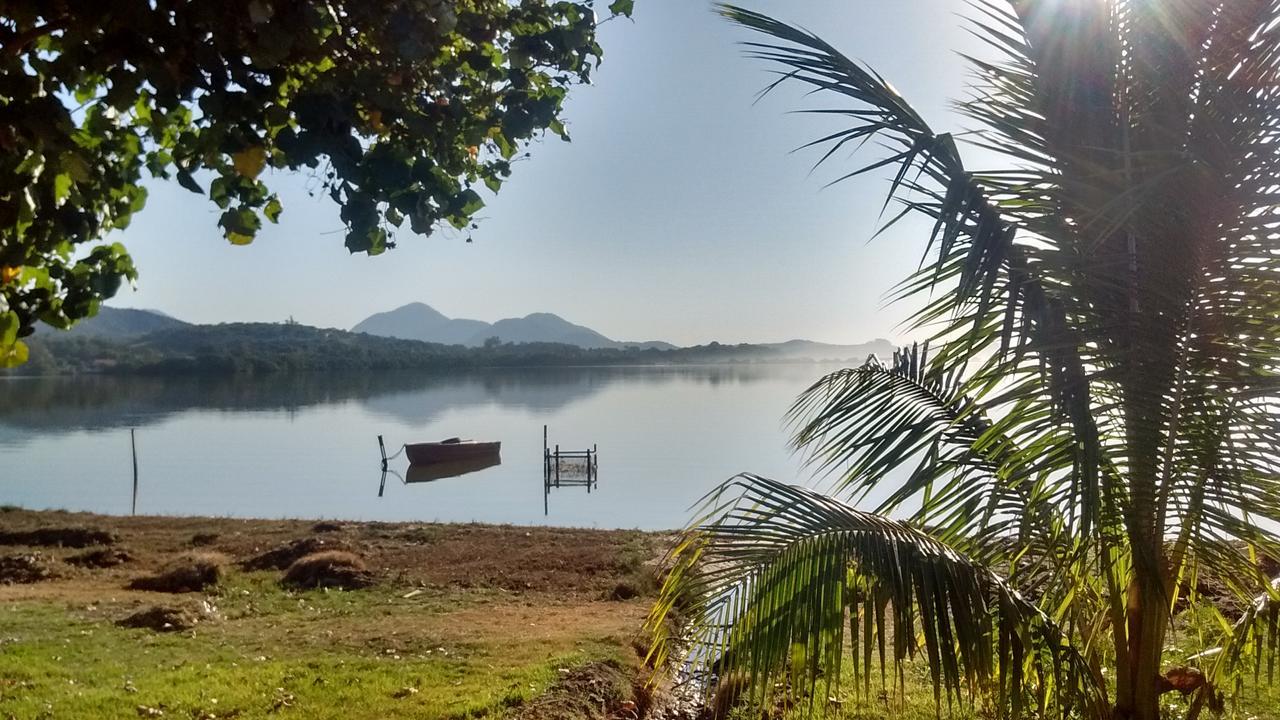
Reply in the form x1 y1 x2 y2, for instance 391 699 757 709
351 302 676 350
46 304 897 362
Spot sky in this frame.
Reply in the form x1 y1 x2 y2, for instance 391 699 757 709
107 0 988 347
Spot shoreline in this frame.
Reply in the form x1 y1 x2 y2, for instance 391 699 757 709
1 504 681 534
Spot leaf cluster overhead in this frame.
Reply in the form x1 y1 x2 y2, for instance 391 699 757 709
0 0 629 365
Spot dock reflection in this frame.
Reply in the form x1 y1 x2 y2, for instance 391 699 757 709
543 459 597 516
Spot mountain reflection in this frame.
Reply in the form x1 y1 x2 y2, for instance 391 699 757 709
0 365 796 435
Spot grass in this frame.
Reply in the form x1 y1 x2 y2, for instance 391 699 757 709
707 606 1280 720
0 571 645 720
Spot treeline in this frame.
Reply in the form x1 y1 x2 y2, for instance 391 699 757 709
10 322 784 376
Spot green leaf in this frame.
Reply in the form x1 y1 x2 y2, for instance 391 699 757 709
0 339 28 368
264 196 283 223
53 173 73 203
0 311 18 346
218 208 262 244
608 0 634 18
457 189 484 216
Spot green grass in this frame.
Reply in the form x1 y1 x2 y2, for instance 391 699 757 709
0 576 629 720
712 609 1280 720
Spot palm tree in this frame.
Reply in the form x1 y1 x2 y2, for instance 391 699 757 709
649 3 1280 719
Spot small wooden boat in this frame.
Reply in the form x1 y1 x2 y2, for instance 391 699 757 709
405 455 501 483
405 437 501 465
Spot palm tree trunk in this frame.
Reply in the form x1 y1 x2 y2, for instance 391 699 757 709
1118 574 1170 720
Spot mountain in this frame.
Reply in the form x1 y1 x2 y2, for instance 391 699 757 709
352 302 671 350
758 338 896 362
351 302 489 345
480 312 615 348
52 306 189 340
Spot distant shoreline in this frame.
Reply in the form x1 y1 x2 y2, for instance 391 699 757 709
10 321 888 378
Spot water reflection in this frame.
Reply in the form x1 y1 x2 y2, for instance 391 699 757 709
1 364 855 529
0 365 798 437
405 456 502 483
376 455 504 495
543 455 598 517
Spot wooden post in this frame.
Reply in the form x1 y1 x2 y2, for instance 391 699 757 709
554 444 560 487
130 428 139 516
378 435 388 471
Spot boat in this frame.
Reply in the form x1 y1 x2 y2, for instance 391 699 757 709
405 455 501 483
405 437 501 465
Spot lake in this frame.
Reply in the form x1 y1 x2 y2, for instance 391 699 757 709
0 364 862 530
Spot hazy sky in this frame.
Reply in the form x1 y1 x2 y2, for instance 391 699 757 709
107 0 987 346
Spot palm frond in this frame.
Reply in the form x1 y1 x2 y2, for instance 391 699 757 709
787 345 1077 560
718 4 1113 541
647 475 1110 718
1195 577 1280 694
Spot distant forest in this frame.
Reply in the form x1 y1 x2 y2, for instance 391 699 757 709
8 322 826 376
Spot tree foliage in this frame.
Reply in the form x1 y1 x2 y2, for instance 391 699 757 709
651 3 1280 720
0 0 630 366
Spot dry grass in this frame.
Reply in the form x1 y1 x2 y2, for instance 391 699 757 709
127 551 226 593
116 603 211 632
282 550 373 590
0 509 664 598
0 553 56 584
65 547 133 568
0 526 116 548
241 536 352 571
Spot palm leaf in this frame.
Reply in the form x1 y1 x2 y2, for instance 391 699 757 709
647 474 1109 718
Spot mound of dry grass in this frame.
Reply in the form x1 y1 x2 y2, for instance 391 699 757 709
66 547 134 569
241 537 349 571
0 553 56 584
117 605 198 632
281 550 373 590
189 532 219 547
514 659 640 720
0 527 116 548
128 552 226 593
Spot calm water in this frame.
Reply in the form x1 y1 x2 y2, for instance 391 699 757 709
0 365 857 530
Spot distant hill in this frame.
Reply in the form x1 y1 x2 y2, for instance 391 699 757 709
483 312 615 348
10 303 900 376
14 322 792 376
351 302 489 345
51 306 189 340
352 303 674 350
757 338 896 362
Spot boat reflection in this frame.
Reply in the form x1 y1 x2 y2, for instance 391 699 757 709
406 455 502 483
377 455 502 496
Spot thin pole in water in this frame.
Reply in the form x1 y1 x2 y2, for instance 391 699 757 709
130 428 139 516
378 435 388 471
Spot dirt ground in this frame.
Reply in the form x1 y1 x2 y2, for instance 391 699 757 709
0 508 677 720
0 509 663 594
